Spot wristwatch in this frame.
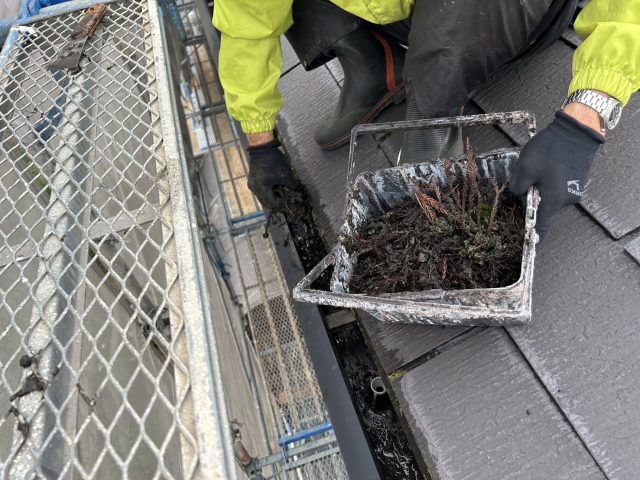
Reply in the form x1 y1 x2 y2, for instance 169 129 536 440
562 89 622 133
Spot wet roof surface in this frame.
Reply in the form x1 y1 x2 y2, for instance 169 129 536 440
278 25 639 479
396 327 603 480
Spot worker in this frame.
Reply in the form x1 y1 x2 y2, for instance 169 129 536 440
214 0 639 238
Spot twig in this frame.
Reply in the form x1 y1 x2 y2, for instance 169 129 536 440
350 141 524 294
489 176 507 232
414 182 448 223
433 184 444 202
465 138 481 211
461 159 469 212
451 185 462 209
416 191 448 223
444 158 455 178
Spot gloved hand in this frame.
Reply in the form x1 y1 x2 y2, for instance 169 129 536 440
509 111 605 239
247 140 303 211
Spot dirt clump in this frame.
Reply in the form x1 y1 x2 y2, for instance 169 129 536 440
347 141 525 295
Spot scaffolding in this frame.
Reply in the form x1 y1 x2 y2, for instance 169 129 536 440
170 1 349 478
0 0 349 478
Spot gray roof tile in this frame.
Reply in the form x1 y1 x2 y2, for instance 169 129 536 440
394 328 604 480
625 236 640 266
359 312 471 373
281 38 300 74
507 206 640 479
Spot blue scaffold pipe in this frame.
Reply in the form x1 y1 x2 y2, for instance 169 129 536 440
20 0 69 19
157 0 186 41
278 422 334 447
0 19 15 46
229 211 266 225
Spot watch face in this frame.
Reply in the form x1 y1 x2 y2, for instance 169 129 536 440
608 103 622 130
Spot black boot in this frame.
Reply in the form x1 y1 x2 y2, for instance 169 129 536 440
314 29 405 150
398 96 463 164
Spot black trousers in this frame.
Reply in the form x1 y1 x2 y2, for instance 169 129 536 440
285 0 576 118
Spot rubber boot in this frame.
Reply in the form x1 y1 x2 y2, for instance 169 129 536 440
398 96 463 164
314 29 405 150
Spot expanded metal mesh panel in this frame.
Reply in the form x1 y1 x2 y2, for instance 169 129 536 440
239 232 348 479
0 1 230 478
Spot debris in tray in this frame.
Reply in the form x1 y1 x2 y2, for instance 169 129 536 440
347 140 524 295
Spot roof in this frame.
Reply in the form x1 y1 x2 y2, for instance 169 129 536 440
277 20 640 480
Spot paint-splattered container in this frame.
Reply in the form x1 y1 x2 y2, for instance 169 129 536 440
293 112 540 326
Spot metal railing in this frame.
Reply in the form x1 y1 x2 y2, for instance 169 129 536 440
0 0 234 477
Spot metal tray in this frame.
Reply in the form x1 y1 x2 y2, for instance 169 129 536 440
293 112 540 326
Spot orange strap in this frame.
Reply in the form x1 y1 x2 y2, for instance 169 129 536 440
370 30 396 92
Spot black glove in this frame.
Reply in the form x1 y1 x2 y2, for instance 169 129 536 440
247 140 303 211
509 111 605 239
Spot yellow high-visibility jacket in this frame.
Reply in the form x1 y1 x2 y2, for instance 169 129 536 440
214 0 640 134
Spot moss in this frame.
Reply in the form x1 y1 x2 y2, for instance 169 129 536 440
389 369 407 382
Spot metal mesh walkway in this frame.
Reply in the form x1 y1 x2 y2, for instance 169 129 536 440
0 1 233 478
236 232 348 479
176 1 349 477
